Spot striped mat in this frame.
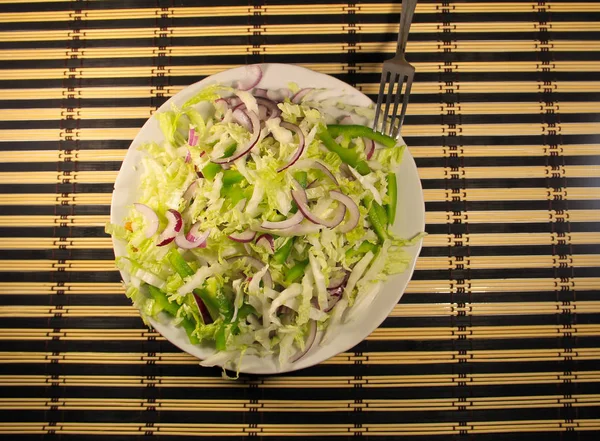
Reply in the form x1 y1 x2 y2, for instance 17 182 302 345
0 0 599 439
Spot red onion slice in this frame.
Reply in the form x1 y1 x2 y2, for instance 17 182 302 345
253 87 268 98
193 293 214 324
226 255 273 289
328 270 349 290
184 150 192 163
175 229 209 249
228 229 256 243
157 209 183 246
224 96 242 108
183 180 198 203
266 88 292 102
214 98 229 113
232 108 252 132
291 187 345 228
329 190 360 233
133 203 160 238
290 320 317 363
175 222 210 249
256 97 281 119
277 122 306 172
312 160 338 186
256 234 275 254
188 128 198 147
236 64 263 91
324 288 343 312
260 210 304 230
211 110 261 164
363 137 375 160
291 88 313 104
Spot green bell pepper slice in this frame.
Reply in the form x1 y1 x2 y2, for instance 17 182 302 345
317 124 370 175
284 259 309 285
369 201 388 243
147 284 199 344
327 124 397 149
386 173 397 225
272 237 295 265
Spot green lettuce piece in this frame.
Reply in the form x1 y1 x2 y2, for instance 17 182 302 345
183 84 230 108
374 144 406 171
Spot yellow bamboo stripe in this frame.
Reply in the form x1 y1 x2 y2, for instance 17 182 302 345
2 253 598 274
0 237 112 250
1 209 598 228
2 22 599 43
2 123 600 142
0 194 112 206
359 81 600 95
4 81 600 101
417 255 600 270
424 232 600 247
2 61 600 82
426 209 600 224
369 325 600 341
3 301 600 319
0 420 597 436
2 370 599 388
0 40 595 62
0 128 137 141
1 209 598 229
1 394 600 412
2 144 598 165
411 144 600 158
2 324 600 342
0 260 117 272
0 283 124 295
0 3 598 23
2 165 598 186
0 171 118 184
1 349 600 367
2 232 598 251
0 107 154 121
2 278 599 296
0 306 139 318
390 301 600 317
0 215 109 227
3 186 599 207
4 102 600 122
423 187 600 202
426 164 600 179
406 278 600 294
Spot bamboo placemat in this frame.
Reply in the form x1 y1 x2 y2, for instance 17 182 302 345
1 0 599 439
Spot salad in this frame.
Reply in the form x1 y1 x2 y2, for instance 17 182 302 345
108 65 417 373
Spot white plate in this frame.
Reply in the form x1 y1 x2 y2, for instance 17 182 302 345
110 63 425 374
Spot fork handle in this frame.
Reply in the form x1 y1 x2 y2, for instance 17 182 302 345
397 0 418 55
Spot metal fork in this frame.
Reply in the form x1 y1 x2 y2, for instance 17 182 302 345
372 0 418 139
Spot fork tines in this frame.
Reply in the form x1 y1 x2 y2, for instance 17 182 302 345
373 62 415 140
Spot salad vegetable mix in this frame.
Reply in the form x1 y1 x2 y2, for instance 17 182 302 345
108 65 421 371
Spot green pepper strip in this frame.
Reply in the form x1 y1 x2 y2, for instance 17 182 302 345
273 237 295 265
386 173 397 225
369 201 389 243
284 259 309 285
293 171 308 188
147 284 200 344
201 162 221 181
167 249 232 322
345 240 379 260
222 169 245 186
317 125 371 176
327 124 397 149
201 143 238 181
